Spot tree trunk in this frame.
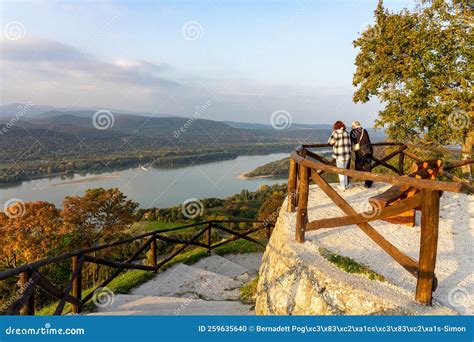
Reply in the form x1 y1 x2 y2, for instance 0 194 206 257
461 130 473 179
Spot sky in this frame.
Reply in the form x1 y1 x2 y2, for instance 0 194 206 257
0 0 416 126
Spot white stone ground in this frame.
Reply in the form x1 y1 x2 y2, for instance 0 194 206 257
90 253 263 315
285 182 473 315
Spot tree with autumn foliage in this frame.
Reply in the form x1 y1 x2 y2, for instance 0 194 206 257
62 188 138 248
353 0 473 176
257 191 286 225
0 201 70 269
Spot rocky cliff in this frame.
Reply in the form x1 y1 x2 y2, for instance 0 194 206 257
255 193 454 315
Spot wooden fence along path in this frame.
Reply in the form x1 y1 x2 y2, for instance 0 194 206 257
287 142 473 306
0 220 272 315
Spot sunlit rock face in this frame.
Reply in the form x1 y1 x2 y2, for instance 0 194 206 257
255 193 454 315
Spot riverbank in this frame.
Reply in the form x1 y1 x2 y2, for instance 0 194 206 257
0 143 295 185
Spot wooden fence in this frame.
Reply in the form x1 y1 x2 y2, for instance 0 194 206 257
0 220 273 315
287 142 473 306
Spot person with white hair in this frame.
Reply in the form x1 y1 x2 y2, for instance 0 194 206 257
350 121 374 188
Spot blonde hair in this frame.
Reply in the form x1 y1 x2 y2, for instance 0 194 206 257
352 121 361 128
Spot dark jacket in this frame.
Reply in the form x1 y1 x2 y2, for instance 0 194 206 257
350 127 373 158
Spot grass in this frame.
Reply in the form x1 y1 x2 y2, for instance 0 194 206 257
130 220 184 233
37 238 265 315
239 276 259 306
319 248 385 282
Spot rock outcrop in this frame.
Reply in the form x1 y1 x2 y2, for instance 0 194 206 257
255 194 454 315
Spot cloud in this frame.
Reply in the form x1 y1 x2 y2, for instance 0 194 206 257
1 36 181 88
0 37 381 125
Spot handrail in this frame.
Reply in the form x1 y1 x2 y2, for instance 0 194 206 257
0 219 273 315
0 220 270 280
288 142 473 306
291 144 472 193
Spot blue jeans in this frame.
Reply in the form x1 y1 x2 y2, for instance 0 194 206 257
336 159 349 188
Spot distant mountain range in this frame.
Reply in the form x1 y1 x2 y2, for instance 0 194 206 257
0 103 176 119
0 103 384 137
222 121 333 130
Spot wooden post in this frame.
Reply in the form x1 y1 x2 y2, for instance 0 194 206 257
398 150 405 175
287 159 298 212
150 234 157 270
72 255 82 314
295 164 309 243
265 224 272 240
415 189 440 305
206 224 212 253
19 271 34 315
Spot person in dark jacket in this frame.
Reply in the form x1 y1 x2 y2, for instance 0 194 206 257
350 121 373 188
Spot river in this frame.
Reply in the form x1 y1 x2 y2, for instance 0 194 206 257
0 153 288 209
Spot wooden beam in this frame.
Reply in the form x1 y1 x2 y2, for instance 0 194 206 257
306 193 422 230
291 151 466 193
211 223 265 247
296 164 310 243
8 271 39 315
206 225 212 253
371 156 400 174
18 271 35 315
55 255 84 315
71 255 82 314
370 145 408 170
310 171 419 276
150 233 157 268
83 255 158 271
402 150 423 162
398 151 405 175
415 189 440 305
287 158 298 212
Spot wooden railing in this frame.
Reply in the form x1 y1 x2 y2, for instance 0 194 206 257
0 220 273 315
287 142 473 306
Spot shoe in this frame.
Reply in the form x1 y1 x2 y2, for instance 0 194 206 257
364 184 372 189
337 186 346 192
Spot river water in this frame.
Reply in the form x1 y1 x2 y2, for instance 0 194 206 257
0 153 288 209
